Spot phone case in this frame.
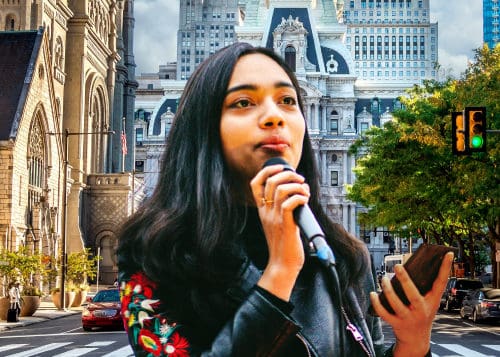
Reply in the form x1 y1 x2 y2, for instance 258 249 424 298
371 244 456 315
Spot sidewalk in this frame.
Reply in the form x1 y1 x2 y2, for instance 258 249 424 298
0 297 83 332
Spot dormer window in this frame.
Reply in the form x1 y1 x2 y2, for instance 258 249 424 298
285 46 296 71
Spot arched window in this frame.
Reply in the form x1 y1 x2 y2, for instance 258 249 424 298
6 15 16 31
88 87 108 173
371 97 380 114
330 110 339 135
285 46 296 72
27 114 46 224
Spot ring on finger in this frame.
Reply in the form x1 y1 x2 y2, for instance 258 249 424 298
260 197 274 206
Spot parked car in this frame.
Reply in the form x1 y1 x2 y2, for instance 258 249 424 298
460 288 500 323
82 288 123 331
440 277 484 312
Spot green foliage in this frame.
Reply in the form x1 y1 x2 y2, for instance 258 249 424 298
0 247 48 295
348 45 500 274
65 248 101 286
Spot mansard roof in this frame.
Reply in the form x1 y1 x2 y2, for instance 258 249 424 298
263 7 350 75
0 30 43 140
265 7 320 71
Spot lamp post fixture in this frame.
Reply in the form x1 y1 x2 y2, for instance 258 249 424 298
52 129 114 310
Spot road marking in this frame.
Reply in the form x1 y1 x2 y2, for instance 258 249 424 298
64 326 83 333
440 344 493 357
0 345 27 352
461 321 500 337
52 348 98 357
101 345 134 357
0 331 125 338
86 341 116 347
483 345 500 352
5 342 73 357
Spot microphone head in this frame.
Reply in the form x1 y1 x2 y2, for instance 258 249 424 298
262 157 294 172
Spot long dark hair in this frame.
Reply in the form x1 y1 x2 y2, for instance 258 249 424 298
117 42 367 296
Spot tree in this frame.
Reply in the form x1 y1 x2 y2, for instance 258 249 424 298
0 247 47 296
348 45 499 284
65 248 100 287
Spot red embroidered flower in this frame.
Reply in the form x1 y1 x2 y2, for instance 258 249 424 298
164 332 190 356
130 272 156 298
138 328 162 356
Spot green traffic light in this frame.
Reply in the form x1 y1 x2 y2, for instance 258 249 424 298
471 135 484 148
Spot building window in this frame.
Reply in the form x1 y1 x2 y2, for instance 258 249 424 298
135 160 144 173
330 119 339 134
330 171 339 186
371 97 379 114
330 109 339 135
285 46 296 72
360 122 369 134
27 114 46 225
136 128 143 144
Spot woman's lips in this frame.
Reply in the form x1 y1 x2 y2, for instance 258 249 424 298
257 137 290 153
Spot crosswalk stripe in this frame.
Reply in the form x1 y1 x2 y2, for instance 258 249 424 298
52 348 98 357
0 345 27 353
86 341 116 347
440 344 492 357
101 345 134 357
5 342 73 357
483 345 500 352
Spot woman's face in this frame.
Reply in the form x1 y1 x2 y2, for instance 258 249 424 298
220 53 305 184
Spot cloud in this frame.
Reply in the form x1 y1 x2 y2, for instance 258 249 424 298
133 1 484 77
134 0 179 74
430 0 483 75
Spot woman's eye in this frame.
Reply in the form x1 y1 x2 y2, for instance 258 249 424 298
281 96 297 105
232 99 252 108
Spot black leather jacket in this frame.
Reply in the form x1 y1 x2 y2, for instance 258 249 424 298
119 207 390 356
193 257 387 357
120 254 388 357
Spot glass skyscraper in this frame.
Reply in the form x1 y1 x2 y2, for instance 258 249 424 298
484 0 500 48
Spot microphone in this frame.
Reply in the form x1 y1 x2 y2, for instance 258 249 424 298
262 157 336 265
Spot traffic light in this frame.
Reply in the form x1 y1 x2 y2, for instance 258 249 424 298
451 112 467 155
465 107 487 152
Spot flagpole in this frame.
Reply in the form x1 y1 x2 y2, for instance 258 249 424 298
122 116 126 172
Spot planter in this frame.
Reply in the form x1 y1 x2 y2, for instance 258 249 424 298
0 297 9 321
20 296 41 317
71 290 88 307
51 291 76 309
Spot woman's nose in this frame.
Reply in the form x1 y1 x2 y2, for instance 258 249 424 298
259 100 284 128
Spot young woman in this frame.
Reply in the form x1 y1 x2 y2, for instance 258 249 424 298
117 42 453 357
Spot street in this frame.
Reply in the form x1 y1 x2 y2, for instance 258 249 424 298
383 311 500 357
0 311 499 356
0 314 131 356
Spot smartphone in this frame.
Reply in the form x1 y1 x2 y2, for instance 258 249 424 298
370 244 456 315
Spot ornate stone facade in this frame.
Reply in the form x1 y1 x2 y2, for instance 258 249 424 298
0 0 136 284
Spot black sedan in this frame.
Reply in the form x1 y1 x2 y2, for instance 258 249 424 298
460 288 500 323
82 288 123 331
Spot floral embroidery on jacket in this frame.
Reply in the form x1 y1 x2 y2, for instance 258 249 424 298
120 272 190 356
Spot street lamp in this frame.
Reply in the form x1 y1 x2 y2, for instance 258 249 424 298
50 129 114 310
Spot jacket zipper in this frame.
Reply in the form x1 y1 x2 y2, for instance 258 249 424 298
296 333 312 357
341 306 373 357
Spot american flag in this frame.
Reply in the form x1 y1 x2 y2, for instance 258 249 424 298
121 129 127 155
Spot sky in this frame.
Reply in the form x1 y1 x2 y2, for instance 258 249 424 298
133 0 483 78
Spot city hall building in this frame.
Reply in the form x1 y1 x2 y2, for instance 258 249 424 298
134 0 438 267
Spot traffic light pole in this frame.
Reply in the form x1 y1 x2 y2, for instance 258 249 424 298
452 107 489 155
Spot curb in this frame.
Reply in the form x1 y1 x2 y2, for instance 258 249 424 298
0 307 82 332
